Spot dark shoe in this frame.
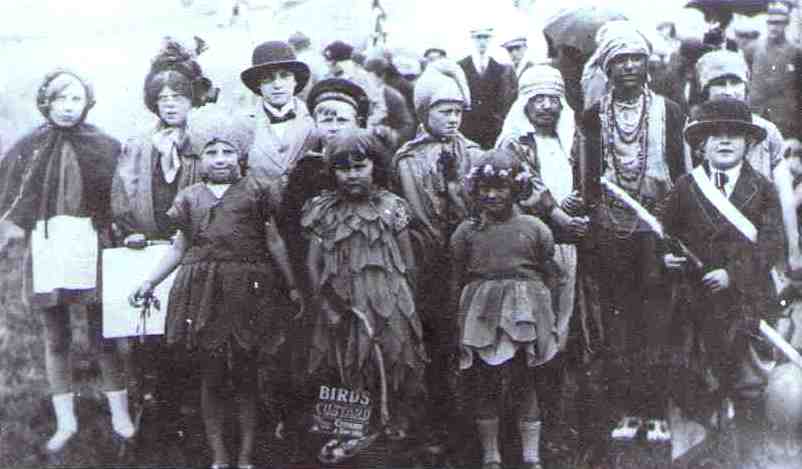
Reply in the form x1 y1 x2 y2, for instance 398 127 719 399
482 462 502 469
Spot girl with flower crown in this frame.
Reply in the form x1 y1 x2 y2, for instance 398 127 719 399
450 149 560 469
129 105 298 469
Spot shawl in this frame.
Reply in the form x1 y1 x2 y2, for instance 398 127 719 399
496 65 575 202
0 122 119 232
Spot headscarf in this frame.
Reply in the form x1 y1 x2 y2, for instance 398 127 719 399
497 64 575 149
187 105 255 157
0 70 119 232
413 58 471 123
581 20 652 110
497 65 575 202
696 49 749 94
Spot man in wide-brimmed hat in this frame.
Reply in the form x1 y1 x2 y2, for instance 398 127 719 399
659 97 783 459
241 40 316 199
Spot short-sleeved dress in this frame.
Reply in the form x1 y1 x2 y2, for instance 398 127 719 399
451 213 560 370
166 175 281 352
300 190 427 395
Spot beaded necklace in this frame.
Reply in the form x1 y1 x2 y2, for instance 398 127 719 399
601 89 651 238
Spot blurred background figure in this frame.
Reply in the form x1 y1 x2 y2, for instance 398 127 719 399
288 31 327 102
502 35 535 82
323 40 388 132
363 55 416 149
423 46 448 66
458 26 516 149
749 1 802 146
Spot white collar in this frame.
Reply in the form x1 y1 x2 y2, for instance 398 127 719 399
263 98 296 118
472 52 488 70
709 162 742 197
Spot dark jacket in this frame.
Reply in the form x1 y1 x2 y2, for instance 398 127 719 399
657 162 784 400
458 56 516 149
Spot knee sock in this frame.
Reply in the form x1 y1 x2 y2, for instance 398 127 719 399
105 389 135 438
519 420 542 464
47 392 77 452
476 417 501 464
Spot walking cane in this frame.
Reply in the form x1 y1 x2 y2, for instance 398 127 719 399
318 307 390 465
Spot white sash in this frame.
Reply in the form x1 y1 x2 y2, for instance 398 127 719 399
690 166 757 243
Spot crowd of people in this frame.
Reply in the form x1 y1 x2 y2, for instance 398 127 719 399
2 2 802 468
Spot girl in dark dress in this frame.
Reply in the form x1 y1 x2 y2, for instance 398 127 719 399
301 128 427 440
130 105 298 469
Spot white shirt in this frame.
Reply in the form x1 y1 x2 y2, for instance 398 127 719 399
472 52 488 74
709 162 742 198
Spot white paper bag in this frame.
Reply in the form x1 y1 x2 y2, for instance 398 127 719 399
102 245 176 338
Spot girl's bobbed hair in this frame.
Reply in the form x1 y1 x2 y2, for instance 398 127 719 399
143 37 214 115
324 128 390 189
464 149 533 201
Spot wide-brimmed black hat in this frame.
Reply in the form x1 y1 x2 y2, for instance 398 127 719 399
684 97 766 147
306 78 369 127
241 41 310 96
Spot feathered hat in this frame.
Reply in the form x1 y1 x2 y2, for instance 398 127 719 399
143 36 212 113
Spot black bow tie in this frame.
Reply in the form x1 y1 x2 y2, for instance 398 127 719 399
264 106 296 124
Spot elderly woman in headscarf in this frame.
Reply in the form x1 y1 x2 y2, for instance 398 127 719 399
0 69 134 453
578 20 688 456
392 58 482 447
496 64 588 354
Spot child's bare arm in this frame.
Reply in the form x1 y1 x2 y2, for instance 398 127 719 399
129 231 188 306
264 217 298 298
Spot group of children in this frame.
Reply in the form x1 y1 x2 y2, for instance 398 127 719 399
124 96 786 469
0 36 796 469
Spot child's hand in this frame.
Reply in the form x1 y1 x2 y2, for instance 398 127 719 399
128 281 154 308
566 216 590 239
702 269 730 293
561 191 585 216
664 254 687 270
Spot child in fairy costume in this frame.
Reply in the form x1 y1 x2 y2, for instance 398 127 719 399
301 127 427 439
130 105 299 469
451 149 560 469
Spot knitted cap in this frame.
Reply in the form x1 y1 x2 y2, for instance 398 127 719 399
187 105 254 156
696 50 749 93
413 59 471 121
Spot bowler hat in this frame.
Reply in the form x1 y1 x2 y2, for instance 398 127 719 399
684 97 766 147
307 78 369 127
241 41 310 96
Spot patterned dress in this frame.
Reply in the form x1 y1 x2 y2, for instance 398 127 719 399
301 190 427 395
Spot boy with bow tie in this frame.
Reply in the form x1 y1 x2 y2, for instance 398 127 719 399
658 97 784 437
